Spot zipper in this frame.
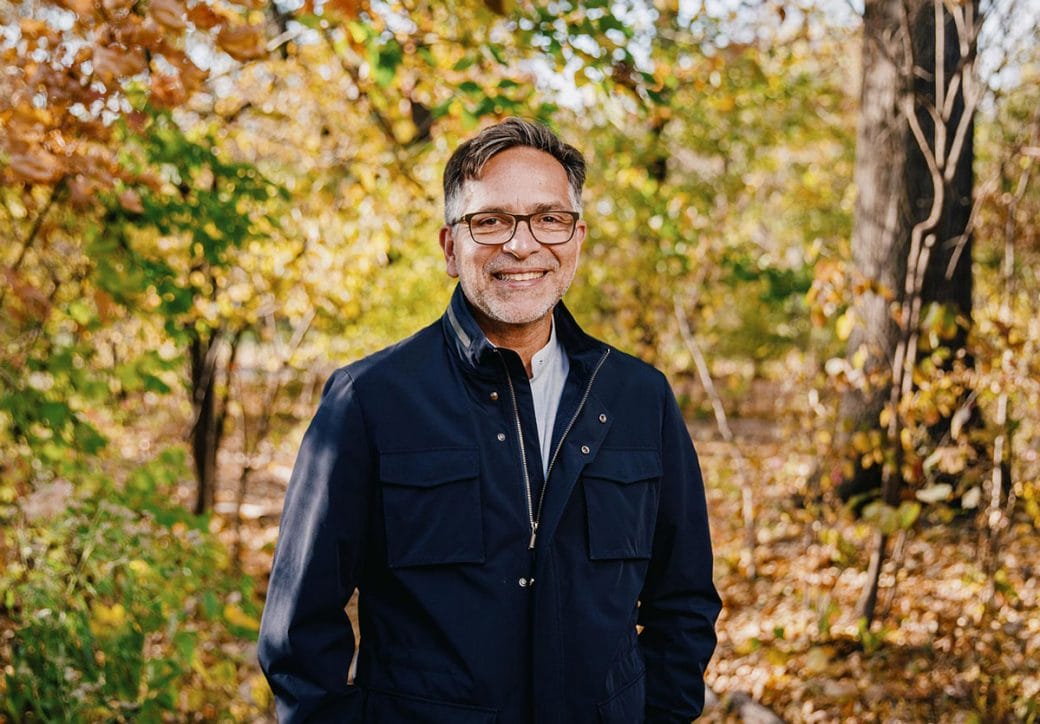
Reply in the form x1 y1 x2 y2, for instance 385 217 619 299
536 348 610 546
498 351 536 550
499 347 611 552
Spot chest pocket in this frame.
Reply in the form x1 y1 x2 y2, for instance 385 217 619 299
583 448 661 560
380 448 485 568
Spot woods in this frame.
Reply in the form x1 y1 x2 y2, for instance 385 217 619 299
2 0 1039 720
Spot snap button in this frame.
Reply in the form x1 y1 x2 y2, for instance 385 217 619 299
489 391 499 401
518 577 528 588
497 433 507 442
598 413 607 423
580 445 590 454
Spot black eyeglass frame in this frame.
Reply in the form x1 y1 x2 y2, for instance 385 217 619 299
448 210 581 246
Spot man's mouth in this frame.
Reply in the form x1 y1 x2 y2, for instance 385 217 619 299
493 271 547 281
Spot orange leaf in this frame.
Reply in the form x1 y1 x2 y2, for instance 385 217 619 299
150 72 186 107
19 18 52 41
326 0 365 17
174 55 209 93
69 175 98 208
92 44 147 80
217 24 266 61
149 0 187 30
9 150 64 184
53 0 94 17
120 18 163 46
2 268 52 322
118 189 144 213
187 3 225 30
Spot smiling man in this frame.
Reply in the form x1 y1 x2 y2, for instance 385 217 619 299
258 118 721 724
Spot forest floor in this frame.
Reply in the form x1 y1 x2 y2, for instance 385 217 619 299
202 371 1040 724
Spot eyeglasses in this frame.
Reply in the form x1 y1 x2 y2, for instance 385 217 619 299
449 210 581 246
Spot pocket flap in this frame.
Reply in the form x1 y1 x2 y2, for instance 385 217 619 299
583 447 661 483
380 448 480 488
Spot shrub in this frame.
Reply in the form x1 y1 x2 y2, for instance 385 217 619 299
0 449 265 722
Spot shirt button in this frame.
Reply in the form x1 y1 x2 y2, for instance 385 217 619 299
518 577 528 587
497 433 507 442
598 413 607 423
580 445 590 454
489 391 499 401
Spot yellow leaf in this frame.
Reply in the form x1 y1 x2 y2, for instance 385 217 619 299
851 347 868 370
224 603 260 631
879 405 892 428
90 602 127 637
851 431 871 454
128 559 151 576
835 310 854 341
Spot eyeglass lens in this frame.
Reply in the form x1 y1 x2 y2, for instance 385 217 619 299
468 212 576 245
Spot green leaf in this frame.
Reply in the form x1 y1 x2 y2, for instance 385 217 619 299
453 56 476 71
897 501 921 529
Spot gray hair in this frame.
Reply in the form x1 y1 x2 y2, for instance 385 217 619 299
443 117 586 224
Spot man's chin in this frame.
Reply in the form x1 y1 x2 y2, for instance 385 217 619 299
482 300 557 328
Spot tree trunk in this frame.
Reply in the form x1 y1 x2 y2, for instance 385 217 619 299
839 0 976 504
190 334 220 515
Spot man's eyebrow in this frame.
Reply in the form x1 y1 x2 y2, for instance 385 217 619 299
469 202 571 215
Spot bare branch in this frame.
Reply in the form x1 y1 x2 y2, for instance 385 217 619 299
674 294 758 579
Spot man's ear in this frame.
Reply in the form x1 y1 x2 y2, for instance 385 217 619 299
440 226 459 278
573 219 587 251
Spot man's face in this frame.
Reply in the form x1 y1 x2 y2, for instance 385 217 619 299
440 146 586 337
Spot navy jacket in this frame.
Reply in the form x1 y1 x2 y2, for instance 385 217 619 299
258 286 721 723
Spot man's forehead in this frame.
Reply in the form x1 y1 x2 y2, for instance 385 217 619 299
469 146 564 176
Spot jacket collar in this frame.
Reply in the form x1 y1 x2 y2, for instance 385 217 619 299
441 284 606 376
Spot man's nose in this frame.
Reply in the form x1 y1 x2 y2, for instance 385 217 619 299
502 219 541 258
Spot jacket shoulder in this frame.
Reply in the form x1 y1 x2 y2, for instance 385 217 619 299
599 342 672 395
329 320 443 389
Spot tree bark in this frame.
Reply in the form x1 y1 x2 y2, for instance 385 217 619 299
839 0 976 504
190 334 219 515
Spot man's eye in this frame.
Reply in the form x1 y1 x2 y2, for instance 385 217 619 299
536 213 568 225
474 215 507 228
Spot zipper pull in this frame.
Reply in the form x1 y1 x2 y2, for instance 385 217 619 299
528 522 538 550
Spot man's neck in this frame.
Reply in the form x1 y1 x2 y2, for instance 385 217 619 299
476 312 554 378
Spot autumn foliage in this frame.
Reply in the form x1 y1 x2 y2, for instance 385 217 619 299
2 0 1039 720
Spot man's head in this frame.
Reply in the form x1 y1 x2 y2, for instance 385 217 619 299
440 118 587 342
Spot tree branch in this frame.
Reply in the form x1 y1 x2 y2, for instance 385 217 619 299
674 294 758 579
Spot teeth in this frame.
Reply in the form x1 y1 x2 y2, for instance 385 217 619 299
496 271 544 281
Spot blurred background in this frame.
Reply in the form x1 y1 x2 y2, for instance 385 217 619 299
2 0 1038 720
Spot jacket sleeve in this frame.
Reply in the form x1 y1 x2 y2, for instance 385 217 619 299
638 381 722 723
258 369 372 723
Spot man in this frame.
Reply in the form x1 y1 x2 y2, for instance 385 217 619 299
258 118 721 723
